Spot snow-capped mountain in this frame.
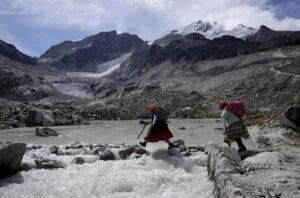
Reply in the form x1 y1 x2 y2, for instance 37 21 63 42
219 24 257 39
170 20 257 40
176 20 223 39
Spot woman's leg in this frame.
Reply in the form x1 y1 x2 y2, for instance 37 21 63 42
234 137 247 152
139 140 148 147
165 139 175 147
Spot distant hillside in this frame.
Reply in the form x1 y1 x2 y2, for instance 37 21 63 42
0 40 36 65
106 26 300 84
90 25 300 118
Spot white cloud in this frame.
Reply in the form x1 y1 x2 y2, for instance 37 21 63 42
0 0 300 41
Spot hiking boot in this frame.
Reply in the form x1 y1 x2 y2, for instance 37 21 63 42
139 141 147 147
239 150 248 160
168 143 176 148
238 147 247 153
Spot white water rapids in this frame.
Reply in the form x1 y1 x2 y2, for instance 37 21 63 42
0 119 234 198
0 146 213 198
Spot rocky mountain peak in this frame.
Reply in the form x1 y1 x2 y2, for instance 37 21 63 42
41 30 144 71
194 20 214 32
232 24 255 31
259 25 273 31
0 40 36 65
153 20 257 46
246 25 300 42
94 30 117 41
178 20 223 39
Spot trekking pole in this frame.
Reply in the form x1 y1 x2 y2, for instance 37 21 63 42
137 124 147 139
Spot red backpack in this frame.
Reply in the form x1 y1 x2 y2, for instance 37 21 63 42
225 100 245 118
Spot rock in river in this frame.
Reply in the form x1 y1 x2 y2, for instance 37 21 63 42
35 127 60 137
0 143 26 178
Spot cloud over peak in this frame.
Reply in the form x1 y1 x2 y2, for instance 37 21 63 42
0 0 299 56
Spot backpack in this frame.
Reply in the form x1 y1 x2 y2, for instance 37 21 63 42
155 107 170 122
225 100 245 118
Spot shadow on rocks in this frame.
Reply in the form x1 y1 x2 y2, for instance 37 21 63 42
0 172 24 188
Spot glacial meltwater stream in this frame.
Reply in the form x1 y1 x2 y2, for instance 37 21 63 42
0 119 240 198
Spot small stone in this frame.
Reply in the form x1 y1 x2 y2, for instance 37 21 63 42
49 146 59 155
187 146 197 150
35 127 59 137
90 147 105 155
35 158 64 169
184 152 192 157
26 145 42 150
214 128 223 131
189 149 198 153
178 126 186 130
278 179 288 183
66 142 84 149
179 145 187 152
118 146 148 159
99 150 115 161
71 157 85 164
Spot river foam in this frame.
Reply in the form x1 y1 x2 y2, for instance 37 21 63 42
0 148 213 198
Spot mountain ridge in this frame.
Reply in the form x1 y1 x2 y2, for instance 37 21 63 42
0 40 37 65
115 26 300 84
152 20 257 46
40 30 145 72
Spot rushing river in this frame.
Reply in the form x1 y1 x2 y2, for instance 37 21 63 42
0 119 228 198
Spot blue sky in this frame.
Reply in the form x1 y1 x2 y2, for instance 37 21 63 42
0 0 299 57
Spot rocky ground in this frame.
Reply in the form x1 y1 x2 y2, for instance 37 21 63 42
207 124 300 198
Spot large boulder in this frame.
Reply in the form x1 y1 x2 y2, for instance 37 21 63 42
27 109 55 126
0 143 26 178
283 105 300 129
35 127 60 137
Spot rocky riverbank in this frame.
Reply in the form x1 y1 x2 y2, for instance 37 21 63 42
1 123 298 197
206 123 300 198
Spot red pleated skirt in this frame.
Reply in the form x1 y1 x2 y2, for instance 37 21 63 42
145 128 173 142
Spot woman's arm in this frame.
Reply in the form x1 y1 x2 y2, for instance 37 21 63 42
152 113 158 126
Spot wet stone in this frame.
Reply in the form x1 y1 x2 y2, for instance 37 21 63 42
99 150 115 161
90 147 106 155
35 127 59 137
49 146 59 155
35 158 64 169
66 142 84 149
277 178 288 183
72 157 85 164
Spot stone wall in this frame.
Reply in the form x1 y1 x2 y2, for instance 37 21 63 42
205 143 300 197
206 143 244 198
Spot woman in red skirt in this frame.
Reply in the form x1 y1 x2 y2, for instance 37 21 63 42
139 105 175 148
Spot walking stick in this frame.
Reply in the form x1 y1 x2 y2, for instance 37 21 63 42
137 124 147 139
